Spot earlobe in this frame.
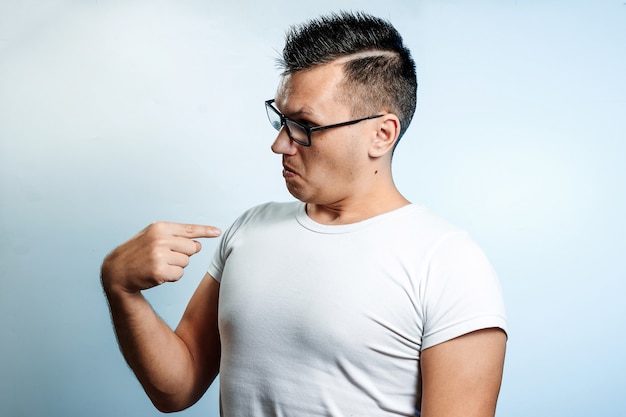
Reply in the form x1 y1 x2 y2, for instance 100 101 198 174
369 115 400 158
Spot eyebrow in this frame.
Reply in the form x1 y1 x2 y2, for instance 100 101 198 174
277 102 320 121
289 109 317 119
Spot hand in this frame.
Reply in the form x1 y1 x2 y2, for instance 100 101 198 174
101 222 222 295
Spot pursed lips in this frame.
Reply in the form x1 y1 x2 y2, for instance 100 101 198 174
282 163 298 177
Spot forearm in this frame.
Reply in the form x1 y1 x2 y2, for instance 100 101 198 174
103 287 200 412
100 222 222 411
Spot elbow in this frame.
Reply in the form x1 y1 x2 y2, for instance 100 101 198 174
141 361 218 413
150 395 195 414
154 405 187 414
145 386 199 414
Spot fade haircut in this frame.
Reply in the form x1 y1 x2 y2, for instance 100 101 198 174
278 11 417 142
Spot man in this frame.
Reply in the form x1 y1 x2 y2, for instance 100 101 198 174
101 11 507 417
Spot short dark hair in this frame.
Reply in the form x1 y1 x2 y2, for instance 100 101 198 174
278 11 417 142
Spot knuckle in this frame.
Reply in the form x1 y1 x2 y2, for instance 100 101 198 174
147 246 163 262
152 263 170 281
153 237 170 249
149 221 167 234
184 224 195 235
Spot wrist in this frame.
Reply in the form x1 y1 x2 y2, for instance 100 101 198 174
100 257 139 300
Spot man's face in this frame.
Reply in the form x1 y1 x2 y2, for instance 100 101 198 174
271 61 377 206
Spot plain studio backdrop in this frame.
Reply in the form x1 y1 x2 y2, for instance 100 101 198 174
1 1 624 416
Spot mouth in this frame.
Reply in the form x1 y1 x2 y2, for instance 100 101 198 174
282 164 298 178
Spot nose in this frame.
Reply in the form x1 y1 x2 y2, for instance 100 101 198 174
271 127 297 155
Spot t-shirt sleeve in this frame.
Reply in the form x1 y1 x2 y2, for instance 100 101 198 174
208 216 240 283
420 231 507 350
207 240 226 283
207 203 269 283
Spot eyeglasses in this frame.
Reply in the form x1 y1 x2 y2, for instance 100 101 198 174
265 99 384 147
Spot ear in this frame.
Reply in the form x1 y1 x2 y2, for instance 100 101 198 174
369 114 401 158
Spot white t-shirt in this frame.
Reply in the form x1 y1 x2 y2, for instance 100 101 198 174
209 202 507 417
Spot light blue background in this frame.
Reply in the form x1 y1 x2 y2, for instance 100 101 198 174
1 1 624 416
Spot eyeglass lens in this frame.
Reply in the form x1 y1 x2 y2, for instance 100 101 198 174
266 103 309 145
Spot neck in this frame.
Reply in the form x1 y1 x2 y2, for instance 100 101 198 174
305 185 410 225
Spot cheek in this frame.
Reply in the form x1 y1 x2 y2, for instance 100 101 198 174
311 151 359 184
303 132 367 182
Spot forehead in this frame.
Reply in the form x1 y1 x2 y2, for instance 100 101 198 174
275 61 347 115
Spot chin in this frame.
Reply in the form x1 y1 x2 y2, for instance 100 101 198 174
286 184 304 201
286 185 314 204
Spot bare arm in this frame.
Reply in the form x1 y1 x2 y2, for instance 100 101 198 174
420 328 507 417
101 222 222 412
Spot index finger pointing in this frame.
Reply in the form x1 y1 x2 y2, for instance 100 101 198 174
174 223 222 239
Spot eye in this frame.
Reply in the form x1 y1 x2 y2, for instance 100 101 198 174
270 120 282 130
287 118 313 130
294 119 317 129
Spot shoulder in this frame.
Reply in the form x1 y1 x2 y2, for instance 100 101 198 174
401 206 496 285
381 204 471 253
222 201 301 238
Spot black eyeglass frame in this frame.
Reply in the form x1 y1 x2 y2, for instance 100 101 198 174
265 99 384 147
